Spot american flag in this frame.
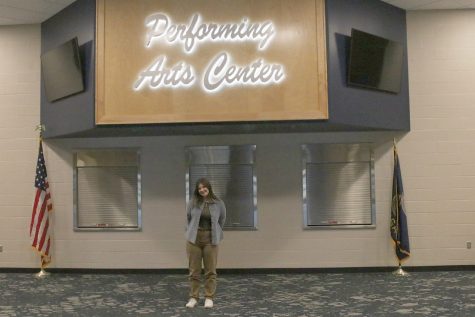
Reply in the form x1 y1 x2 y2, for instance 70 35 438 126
30 141 53 268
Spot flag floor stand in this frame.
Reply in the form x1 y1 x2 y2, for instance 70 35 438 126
35 269 49 278
393 265 409 276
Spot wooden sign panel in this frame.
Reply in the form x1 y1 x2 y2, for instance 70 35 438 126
96 0 328 124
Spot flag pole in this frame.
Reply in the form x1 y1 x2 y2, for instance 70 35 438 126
391 138 410 277
34 124 50 279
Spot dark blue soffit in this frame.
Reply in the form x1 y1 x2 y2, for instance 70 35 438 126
40 0 409 138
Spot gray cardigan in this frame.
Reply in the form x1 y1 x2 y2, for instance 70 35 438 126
185 199 226 245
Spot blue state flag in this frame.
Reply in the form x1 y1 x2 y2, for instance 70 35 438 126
390 146 410 262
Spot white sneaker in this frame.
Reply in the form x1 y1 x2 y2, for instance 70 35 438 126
204 298 213 308
185 298 197 308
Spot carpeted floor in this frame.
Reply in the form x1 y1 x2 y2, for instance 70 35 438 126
0 270 474 316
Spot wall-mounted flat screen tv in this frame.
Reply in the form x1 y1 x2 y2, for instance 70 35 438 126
41 37 84 102
348 29 403 94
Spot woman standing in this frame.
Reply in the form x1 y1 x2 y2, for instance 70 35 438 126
185 178 226 308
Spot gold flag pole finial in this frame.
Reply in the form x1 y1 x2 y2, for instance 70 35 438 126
35 124 45 141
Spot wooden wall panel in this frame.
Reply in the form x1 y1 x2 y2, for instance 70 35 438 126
96 0 328 124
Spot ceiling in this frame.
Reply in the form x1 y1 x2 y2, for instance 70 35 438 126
0 0 474 26
0 0 75 25
381 0 475 10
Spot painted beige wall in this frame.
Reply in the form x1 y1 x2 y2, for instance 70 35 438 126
1 9 474 268
0 25 41 267
41 133 394 268
401 10 475 265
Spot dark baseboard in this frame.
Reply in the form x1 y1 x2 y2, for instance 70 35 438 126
1 265 474 274
219 265 475 274
0 268 187 274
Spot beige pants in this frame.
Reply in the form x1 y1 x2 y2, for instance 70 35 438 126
186 229 218 299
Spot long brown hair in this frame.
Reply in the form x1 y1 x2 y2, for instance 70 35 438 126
193 178 219 205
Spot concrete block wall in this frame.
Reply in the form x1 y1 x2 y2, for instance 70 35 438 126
400 10 475 265
0 25 42 267
40 132 395 268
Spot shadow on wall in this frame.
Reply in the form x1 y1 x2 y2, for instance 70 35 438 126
334 32 352 87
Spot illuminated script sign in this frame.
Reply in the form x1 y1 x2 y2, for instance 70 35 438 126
134 13 286 93
96 0 328 124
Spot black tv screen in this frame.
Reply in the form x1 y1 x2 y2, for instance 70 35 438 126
41 37 84 102
348 29 403 94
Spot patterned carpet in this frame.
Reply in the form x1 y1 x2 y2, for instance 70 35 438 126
0 270 474 316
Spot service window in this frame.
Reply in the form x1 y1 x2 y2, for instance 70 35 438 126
73 149 141 231
302 143 375 229
186 145 257 230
